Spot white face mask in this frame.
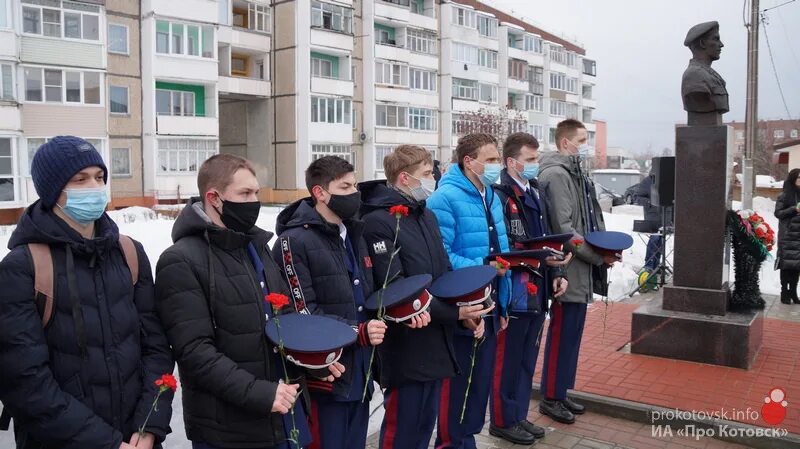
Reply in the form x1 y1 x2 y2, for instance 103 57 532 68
405 172 436 201
567 140 594 159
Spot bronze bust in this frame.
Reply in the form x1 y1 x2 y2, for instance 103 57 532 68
681 21 729 126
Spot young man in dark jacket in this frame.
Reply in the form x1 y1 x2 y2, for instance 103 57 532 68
491 132 569 443
0 136 174 449
156 154 312 449
360 145 487 449
273 156 384 449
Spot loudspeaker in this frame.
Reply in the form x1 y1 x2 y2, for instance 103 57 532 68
651 156 675 207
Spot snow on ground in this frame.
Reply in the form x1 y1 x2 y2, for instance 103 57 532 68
0 198 781 298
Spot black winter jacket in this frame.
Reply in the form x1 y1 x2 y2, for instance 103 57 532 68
775 190 800 270
0 201 174 449
359 181 459 389
156 200 305 448
273 198 375 398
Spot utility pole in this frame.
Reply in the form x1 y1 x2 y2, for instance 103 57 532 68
742 0 760 210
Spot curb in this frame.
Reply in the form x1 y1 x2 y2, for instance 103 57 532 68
531 387 800 449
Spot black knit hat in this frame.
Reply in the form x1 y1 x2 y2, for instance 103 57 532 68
31 136 108 208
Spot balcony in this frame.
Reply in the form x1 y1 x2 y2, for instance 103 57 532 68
311 76 354 97
310 28 353 52
583 58 597 77
218 26 270 51
218 76 270 97
144 0 219 25
508 46 527 62
375 42 410 62
376 1 411 23
0 104 21 131
157 115 218 136
507 77 528 93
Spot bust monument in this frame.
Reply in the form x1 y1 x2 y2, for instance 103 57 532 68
681 21 729 126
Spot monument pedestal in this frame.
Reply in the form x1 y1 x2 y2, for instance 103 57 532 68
631 125 763 369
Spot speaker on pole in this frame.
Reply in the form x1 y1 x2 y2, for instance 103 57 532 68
651 156 675 207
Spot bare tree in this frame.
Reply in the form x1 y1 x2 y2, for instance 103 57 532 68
453 107 528 145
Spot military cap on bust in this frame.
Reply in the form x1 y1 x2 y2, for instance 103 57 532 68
684 21 719 47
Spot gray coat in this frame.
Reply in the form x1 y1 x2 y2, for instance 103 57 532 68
538 152 607 303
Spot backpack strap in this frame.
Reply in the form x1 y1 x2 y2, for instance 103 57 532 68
118 234 139 285
27 243 55 328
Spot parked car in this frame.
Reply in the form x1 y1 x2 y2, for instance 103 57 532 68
591 169 645 199
595 182 626 212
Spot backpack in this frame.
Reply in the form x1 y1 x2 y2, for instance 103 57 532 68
0 235 139 431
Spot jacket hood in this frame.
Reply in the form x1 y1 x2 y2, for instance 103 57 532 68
539 151 581 176
172 198 272 249
8 200 120 257
359 180 423 215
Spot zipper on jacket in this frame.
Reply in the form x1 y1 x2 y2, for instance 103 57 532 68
241 248 273 381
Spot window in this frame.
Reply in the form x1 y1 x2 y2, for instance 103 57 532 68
566 52 578 68
582 108 593 123
156 89 197 116
375 61 408 87
566 77 578 94
311 144 354 163
311 56 334 78
524 35 542 53
27 138 45 173
452 42 478 65
550 71 566 91
583 58 596 76
406 28 437 54
109 85 128 114
507 33 522 49
248 2 270 33
550 100 566 117
83 71 99 104
452 6 476 28
0 0 7 28
582 84 592 99
158 139 217 173
231 54 249 76
23 68 102 105
477 15 497 38
452 78 477 100
528 124 544 142
0 138 13 202
479 83 497 104
65 71 80 102
112 147 130 176
478 49 497 70
409 107 437 131
1 64 13 100
550 46 566 65
774 129 785 139
525 94 543 112
382 0 410 6
376 27 394 45
508 58 526 81
376 104 407 128
44 69 61 102
735 130 744 140
409 68 436 92
374 144 393 176
256 59 265 80
311 96 352 124
22 1 100 41
108 23 128 54
566 102 579 119
156 20 214 58
792 129 798 139
549 127 556 144
24 67 42 101
311 1 352 34
529 66 544 95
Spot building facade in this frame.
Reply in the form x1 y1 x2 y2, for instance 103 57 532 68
0 0 599 219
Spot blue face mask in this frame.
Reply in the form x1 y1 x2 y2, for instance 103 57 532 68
514 161 540 180
59 188 108 224
470 159 502 187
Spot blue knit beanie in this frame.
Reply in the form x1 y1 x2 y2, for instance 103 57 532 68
31 136 108 209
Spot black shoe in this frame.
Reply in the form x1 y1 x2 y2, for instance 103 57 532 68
781 292 792 304
563 397 586 415
519 420 546 438
792 292 800 304
539 399 575 424
489 423 537 445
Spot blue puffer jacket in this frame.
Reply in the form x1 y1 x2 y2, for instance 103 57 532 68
427 165 512 318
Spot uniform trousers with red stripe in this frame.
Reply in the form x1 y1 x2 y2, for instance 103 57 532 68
435 319 496 449
489 311 546 429
539 301 587 401
307 394 369 449
379 380 442 449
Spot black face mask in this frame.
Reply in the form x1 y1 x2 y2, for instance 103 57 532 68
326 191 361 220
216 199 261 233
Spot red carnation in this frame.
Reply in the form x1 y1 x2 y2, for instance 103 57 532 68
755 227 766 238
526 282 538 295
389 205 409 218
266 293 290 309
154 373 178 392
571 239 585 249
495 256 510 271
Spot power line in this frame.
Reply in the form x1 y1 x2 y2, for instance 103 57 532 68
762 0 797 13
776 10 800 70
760 13 793 118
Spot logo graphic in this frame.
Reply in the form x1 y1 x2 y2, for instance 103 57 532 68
761 388 788 425
373 240 388 254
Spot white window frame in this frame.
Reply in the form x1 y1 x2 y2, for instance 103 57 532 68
311 143 354 164
311 96 352 124
550 100 566 117
508 58 526 81
375 60 408 87
376 104 408 128
479 83 497 104
0 136 17 204
0 63 14 100
792 129 799 139
550 46 567 65
409 67 436 92
477 14 497 38
524 34 542 53
111 147 131 177
452 42 478 65
452 6 476 29
528 124 545 142
248 2 271 33
157 139 218 173
478 48 497 70
566 77 578 94
23 67 103 106
774 129 785 139
452 78 477 101
550 71 566 91
406 28 437 55
109 84 129 115
525 94 543 112
0 0 9 29
408 107 437 131
156 89 197 117
582 108 593 123
311 1 353 34
21 0 101 42
108 23 129 55
311 56 334 78
155 20 215 59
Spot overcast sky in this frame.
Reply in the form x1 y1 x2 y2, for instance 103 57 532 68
489 0 800 154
